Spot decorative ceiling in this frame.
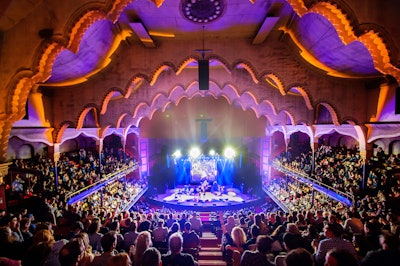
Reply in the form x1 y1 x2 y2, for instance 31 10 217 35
34 0 398 85
0 0 399 161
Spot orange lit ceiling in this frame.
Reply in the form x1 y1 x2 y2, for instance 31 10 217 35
0 0 395 87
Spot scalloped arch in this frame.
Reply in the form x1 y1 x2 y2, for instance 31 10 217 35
281 110 296 126
316 102 339 126
176 57 197 75
288 86 313 110
101 89 124 114
127 81 295 130
260 100 278 116
234 62 259 84
287 0 400 82
125 76 146 98
55 121 75 143
341 117 358 125
76 105 100 129
133 102 151 121
264 73 286 95
209 56 232 74
67 10 108 53
100 125 112 139
116 113 130 128
150 63 175 86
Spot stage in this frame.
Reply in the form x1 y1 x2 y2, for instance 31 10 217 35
147 185 263 211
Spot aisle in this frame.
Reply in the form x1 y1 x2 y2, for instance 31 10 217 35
198 231 226 266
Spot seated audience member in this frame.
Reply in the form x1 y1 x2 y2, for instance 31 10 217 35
361 232 400 266
165 214 177 229
161 232 198 266
20 217 34 245
314 223 357 266
138 219 152 233
363 221 381 252
152 219 169 247
22 241 52 266
74 232 95 266
167 222 180 242
224 216 236 235
269 224 286 254
225 227 247 254
343 211 364 235
91 231 118 266
182 222 200 249
325 248 359 266
0 225 25 260
189 213 202 236
108 221 124 251
285 248 314 266
142 247 162 266
66 221 85 240
240 235 274 266
132 231 152 266
87 218 103 253
32 229 68 266
58 239 85 266
242 224 260 251
275 231 309 266
107 252 131 266
123 221 139 252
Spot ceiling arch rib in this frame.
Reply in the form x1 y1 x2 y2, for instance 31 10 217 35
101 89 124 115
76 105 100 130
288 86 313 110
287 0 400 81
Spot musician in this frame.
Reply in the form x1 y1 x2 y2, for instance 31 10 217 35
211 181 219 193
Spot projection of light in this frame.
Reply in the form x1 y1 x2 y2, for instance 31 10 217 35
172 150 182 158
209 149 216 156
223 147 236 159
189 147 201 159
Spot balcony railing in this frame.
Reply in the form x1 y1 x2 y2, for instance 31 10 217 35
66 162 139 204
272 160 354 206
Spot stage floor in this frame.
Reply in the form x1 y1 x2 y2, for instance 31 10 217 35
147 186 262 211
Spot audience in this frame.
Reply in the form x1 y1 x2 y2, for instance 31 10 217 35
240 235 274 266
106 252 131 266
161 232 197 266
285 248 314 266
142 247 162 266
313 223 357 266
325 248 359 266
132 231 152 266
91 231 117 266
0 144 400 266
58 239 85 266
361 232 400 266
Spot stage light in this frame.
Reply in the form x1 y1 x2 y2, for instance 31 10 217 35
189 147 201 158
224 147 236 159
209 149 216 156
172 150 182 158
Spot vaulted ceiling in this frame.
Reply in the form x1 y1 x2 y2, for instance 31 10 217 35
0 0 399 161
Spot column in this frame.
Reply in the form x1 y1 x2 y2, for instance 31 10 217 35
48 144 61 190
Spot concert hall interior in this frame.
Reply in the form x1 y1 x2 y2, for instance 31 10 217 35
1 1 400 265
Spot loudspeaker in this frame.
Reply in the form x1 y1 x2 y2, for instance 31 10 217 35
396 87 400 114
198 59 209 90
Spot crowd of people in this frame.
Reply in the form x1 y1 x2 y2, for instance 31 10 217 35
274 144 400 213
0 143 399 265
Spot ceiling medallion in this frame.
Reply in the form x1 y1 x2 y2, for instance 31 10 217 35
181 0 225 24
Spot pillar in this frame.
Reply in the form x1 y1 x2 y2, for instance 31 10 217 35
48 144 61 190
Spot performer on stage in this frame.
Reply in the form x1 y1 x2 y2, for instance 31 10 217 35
201 179 208 192
211 181 219 193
